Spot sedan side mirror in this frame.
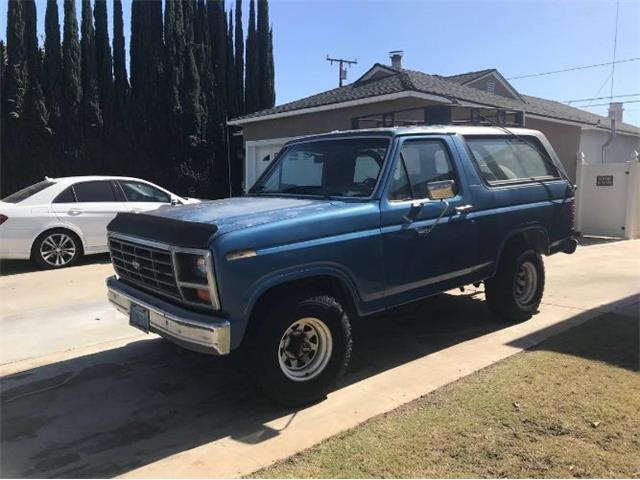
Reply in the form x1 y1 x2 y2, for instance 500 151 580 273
426 180 456 200
170 197 181 205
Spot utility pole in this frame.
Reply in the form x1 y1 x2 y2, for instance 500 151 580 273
326 55 358 87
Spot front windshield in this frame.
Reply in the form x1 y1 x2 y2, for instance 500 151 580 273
250 137 390 198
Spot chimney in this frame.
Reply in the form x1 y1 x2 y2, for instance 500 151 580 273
389 50 403 70
608 102 624 123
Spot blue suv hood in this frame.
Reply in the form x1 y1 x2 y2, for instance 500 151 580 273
149 196 337 234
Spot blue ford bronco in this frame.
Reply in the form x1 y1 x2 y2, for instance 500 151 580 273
106 126 578 405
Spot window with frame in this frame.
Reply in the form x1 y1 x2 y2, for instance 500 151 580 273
389 140 457 201
118 180 171 203
73 181 117 202
465 136 559 184
53 187 76 203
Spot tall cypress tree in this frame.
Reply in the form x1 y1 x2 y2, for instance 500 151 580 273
257 0 274 109
80 0 102 134
130 0 165 183
62 0 82 155
130 0 164 134
234 0 245 115
164 0 184 134
43 0 62 134
112 0 128 116
3 1 27 194
226 10 238 119
245 0 257 113
94 0 113 132
23 0 51 178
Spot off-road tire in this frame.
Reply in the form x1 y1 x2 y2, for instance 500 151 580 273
485 248 545 322
246 294 352 407
32 229 82 269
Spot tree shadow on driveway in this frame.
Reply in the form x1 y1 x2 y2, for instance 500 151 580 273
0 290 507 478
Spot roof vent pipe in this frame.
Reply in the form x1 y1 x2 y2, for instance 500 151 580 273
602 118 616 164
389 50 403 70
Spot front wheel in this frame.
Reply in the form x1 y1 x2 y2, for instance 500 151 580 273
485 248 545 322
32 229 82 269
247 294 352 406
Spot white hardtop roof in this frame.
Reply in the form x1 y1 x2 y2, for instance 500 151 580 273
45 175 150 185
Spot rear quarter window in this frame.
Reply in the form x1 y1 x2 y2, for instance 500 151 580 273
465 136 559 185
2 180 55 203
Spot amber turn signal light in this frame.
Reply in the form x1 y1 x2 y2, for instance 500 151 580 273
196 288 211 302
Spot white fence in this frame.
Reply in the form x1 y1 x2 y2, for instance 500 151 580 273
576 157 640 239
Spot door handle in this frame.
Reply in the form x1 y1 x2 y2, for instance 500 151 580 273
68 208 82 215
455 204 473 214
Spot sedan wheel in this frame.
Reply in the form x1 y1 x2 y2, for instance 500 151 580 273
34 231 81 269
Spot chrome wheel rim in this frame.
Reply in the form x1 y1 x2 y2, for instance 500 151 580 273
514 261 537 305
40 233 76 266
278 317 333 382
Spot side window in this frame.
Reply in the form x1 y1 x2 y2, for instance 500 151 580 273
53 187 76 203
465 136 558 184
388 160 412 201
389 140 456 201
118 181 171 203
73 181 117 202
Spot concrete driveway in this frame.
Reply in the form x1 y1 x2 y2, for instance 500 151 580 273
1 239 638 478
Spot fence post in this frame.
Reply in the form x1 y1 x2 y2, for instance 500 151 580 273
624 156 639 239
575 152 586 233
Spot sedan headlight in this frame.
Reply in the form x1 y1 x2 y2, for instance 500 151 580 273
195 256 208 277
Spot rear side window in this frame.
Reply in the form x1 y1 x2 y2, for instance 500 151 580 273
53 187 76 203
389 140 457 201
465 136 558 184
2 180 54 203
118 180 171 203
73 181 117 202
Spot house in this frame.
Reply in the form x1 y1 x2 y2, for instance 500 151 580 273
228 52 640 192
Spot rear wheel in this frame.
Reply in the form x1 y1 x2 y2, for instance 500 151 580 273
485 248 545 322
246 294 352 406
32 229 82 269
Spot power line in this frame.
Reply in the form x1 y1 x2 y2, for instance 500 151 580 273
506 57 640 80
575 99 640 108
565 93 640 104
610 1 620 101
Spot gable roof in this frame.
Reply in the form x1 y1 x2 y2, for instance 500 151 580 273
229 66 640 135
442 68 523 101
442 68 495 85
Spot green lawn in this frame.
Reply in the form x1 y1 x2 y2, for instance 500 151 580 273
255 304 640 478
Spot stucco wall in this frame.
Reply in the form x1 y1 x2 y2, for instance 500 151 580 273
522 117 582 182
241 97 440 141
578 129 640 165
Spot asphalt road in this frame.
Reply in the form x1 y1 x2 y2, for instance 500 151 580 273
0 239 638 478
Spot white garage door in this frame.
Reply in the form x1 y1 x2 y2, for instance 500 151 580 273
244 137 298 192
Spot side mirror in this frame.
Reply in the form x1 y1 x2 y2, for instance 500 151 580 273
170 197 181 205
426 180 456 200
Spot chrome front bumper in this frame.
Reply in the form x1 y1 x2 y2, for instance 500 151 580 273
106 276 231 355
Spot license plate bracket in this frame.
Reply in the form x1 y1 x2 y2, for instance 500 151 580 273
129 304 150 333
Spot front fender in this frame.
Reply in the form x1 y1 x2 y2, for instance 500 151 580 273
241 262 363 322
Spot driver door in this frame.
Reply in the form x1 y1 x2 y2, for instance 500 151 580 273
381 136 479 305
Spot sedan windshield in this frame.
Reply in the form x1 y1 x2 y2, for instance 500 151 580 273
250 137 389 198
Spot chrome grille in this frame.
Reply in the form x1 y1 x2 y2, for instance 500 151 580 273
108 236 181 299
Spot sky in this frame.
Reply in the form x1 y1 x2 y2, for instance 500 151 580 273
1 0 639 126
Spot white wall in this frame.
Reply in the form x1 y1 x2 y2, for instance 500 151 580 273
579 129 640 165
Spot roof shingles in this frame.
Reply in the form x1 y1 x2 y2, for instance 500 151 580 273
231 67 640 135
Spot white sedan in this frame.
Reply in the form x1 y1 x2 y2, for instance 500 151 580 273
0 176 199 269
